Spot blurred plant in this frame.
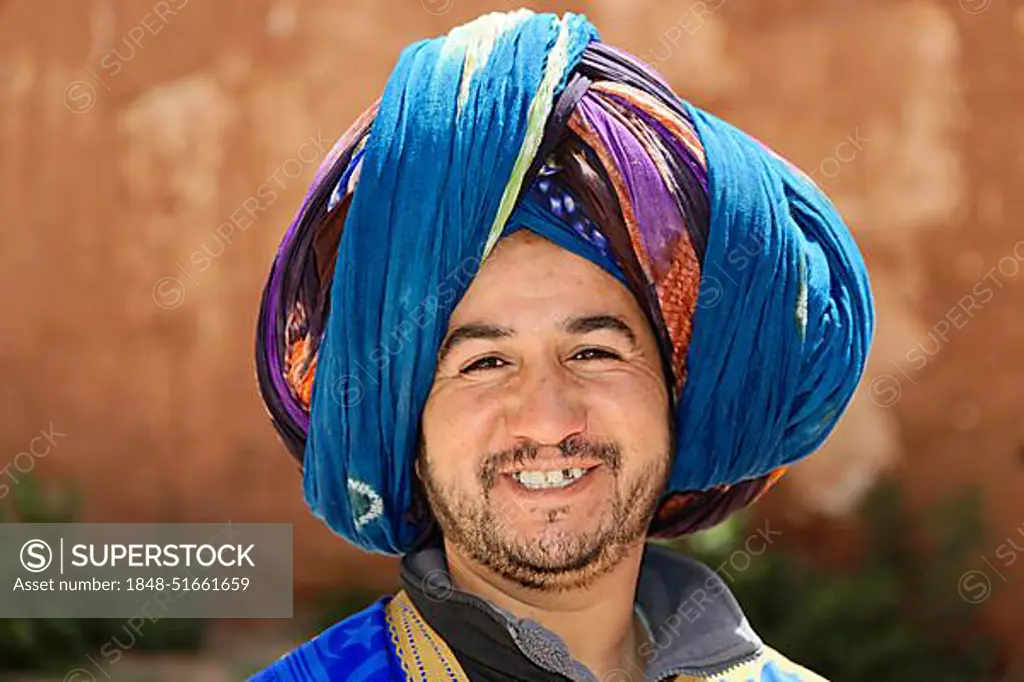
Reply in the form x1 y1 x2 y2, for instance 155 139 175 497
675 479 1023 682
0 473 206 673
0 470 80 524
308 585 385 637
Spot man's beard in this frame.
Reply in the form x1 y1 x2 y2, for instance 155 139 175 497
419 434 670 592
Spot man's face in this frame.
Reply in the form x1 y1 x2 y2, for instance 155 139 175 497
419 230 671 591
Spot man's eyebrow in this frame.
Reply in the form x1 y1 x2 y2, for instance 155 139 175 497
435 315 638 366
561 314 638 348
437 324 514 366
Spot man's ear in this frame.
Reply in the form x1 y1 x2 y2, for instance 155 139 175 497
414 456 423 481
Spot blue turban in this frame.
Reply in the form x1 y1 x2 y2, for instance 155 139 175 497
254 10 874 555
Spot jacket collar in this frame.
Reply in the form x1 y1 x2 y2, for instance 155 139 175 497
400 543 763 681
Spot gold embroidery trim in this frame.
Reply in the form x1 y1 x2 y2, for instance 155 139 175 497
384 590 470 681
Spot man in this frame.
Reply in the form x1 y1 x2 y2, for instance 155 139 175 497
252 10 874 681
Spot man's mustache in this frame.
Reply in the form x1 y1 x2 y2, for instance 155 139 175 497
479 434 622 490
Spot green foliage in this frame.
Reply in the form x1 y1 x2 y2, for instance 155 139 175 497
308 586 384 637
0 474 207 673
0 472 80 524
675 479 1022 682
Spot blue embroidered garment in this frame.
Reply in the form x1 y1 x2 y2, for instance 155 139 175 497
249 603 824 682
250 600 395 681
248 545 830 681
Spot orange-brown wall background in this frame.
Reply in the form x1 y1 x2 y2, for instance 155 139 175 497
2 0 1023 651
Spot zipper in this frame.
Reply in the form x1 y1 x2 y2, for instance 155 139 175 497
654 648 763 681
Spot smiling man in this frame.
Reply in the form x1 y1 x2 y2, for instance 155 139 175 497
252 10 873 682
421 230 672 596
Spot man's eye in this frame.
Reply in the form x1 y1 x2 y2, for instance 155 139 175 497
571 348 621 361
461 356 507 374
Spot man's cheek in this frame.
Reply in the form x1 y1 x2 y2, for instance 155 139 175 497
430 449 487 494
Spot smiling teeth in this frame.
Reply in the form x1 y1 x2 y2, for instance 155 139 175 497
513 468 587 490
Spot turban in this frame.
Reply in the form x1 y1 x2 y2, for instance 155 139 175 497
254 10 874 555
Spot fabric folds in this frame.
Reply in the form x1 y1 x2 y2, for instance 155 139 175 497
254 10 874 554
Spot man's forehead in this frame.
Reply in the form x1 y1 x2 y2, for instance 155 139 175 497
458 233 634 305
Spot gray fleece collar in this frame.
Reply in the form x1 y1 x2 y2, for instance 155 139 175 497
403 543 762 681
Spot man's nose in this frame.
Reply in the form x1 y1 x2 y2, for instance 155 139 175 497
505 363 586 446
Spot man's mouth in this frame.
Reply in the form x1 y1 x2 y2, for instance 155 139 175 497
501 462 602 491
512 468 585 490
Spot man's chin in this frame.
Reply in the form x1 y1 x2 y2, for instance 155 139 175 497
503 510 603 539
468 526 633 591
